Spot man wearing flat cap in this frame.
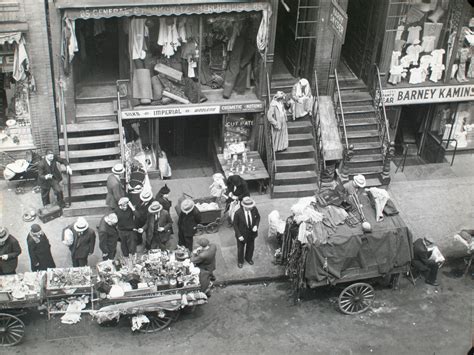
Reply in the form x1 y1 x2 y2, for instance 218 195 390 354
0 227 21 275
63 217 96 267
106 163 125 211
233 197 260 268
144 201 173 251
27 224 55 271
191 238 217 296
178 199 202 252
98 213 119 260
37 149 72 208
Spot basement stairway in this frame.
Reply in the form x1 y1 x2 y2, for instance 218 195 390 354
61 82 122 217
336 78 384 187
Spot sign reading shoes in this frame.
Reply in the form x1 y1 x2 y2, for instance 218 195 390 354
121 102 264 119
382 84 474 105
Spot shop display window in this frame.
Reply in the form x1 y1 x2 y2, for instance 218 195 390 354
429 102 473 149
223 113 255 155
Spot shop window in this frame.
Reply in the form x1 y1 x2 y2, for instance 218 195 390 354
385 2 473 87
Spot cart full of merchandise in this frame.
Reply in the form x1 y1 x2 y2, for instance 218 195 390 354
280 189 413 315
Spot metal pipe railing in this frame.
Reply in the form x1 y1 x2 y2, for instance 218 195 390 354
58 79 71 206
333 69 349 148
373 64 391 145
312 70 323 185
439 138 458 166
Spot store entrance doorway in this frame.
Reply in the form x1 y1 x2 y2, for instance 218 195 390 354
159 115 221 178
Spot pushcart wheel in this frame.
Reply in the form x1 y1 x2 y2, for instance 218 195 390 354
205 222 219 234
138 311 180 333
338 283 375 315
0 313 25 347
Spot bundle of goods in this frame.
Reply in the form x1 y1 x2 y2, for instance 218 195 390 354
46 267 92 290
0 272 45 302
95 248 201 299
196 201 219 212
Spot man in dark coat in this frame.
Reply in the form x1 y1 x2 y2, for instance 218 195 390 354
63 217 96 267
26 224 55 271
133 190 154 246
191 238 217 296
144 201 173 250
106 163 125 211
0 227 21 275
155 184 172 213
233 197 260 268
226 175 250 202
412 238 441 286
116 197 141 258
178 199 202 252
98 213 119 260
37 149 72 208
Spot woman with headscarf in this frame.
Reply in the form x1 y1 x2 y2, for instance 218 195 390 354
27 224 56 271
267 91 289 152
291 78 314 120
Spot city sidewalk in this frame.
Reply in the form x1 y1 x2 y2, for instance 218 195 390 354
1 155 473 283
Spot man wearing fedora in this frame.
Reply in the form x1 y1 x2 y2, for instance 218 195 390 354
98 212 119 261
37 149 72 208
63 217 96 267
144 201 173 250
233 197 260 268
26 224 55 271
134 190 155 246
116 197 141 258
191 238 217 296
106 163 125 211
0 227 21 275
178 199 202 252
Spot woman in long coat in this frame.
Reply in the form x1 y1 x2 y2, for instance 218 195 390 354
267 91 289 152
27 224 55 271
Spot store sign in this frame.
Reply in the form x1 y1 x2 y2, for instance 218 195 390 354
382 84 474 106
329 0 347 43
121 102 264 119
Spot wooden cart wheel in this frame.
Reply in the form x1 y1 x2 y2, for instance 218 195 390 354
138 311 180 333
205 222 219 234
0 313 25 347
338 283 375 315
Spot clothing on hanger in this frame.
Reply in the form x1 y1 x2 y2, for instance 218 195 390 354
407 26 422 44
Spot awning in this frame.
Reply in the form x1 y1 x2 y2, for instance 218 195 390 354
0 32 21 45
63 1 271 21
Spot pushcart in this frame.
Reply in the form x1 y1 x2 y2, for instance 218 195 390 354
176 193 225 234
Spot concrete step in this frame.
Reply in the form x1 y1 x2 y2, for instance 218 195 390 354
70 159 121 172
346 130 380 143
276 158 316 172
272 183 318 199
364 177 383 187
70 173 110 184
59 134 120 146
276 145 315 159
76 102 116 121
60 147 121 159
347 153 383 168
274 171 318 185
63 200 109 217
61 121 118 133
288 133 314 147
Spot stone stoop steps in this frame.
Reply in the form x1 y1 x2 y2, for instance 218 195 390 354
60 82 122 217
336 79 383 187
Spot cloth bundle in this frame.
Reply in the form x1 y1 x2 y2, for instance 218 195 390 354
268 210 286 239
367 187 390 222
196 202 219 212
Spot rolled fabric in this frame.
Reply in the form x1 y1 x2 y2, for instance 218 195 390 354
151 75 163 100
132 68 153 100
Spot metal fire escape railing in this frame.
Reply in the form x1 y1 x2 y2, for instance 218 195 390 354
311 70 323 187
371 64 391 164
333 69 349 149
264 71 277 193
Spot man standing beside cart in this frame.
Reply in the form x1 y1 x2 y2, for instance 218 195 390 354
178 199 202 252
233 197 260 268
116 197 141 258
0 227 21 275
144 201 173 251
63 217 96 267
26 224 55 271
98 212 119 261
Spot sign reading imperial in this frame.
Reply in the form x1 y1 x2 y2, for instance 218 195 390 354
382 84 474 105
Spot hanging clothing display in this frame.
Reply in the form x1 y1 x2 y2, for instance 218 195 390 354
406 26 422 45
409 67 425 84
406 44 422 65
13 37 29 82
256 9 269 53
157 17 181 58
130 18 148 60
421 36 436 53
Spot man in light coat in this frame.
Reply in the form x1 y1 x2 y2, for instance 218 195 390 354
106 163 125 211
63 217 96 267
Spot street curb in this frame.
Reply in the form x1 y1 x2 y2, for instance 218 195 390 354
214 274 288 287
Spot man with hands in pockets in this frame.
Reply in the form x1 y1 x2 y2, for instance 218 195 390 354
233 197 260 268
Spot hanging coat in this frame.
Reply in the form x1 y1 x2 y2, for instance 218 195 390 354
267 99 289 152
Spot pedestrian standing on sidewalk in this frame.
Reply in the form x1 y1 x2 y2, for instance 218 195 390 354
37 149 72 208
0 227 21 275
232 197 260 268
98 212 119 260
178 199 201 252
63 217 96 267
155 184 172 213
106 163 125 211
191 238 217 296
116 197 141 258
144 201 173 251
134 190 154 247
26 224 55 271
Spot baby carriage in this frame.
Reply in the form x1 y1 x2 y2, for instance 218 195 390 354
1 150 41 185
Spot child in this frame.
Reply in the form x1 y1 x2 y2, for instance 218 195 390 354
209 173 227 203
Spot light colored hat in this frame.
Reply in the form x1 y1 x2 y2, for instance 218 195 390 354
299 78 309 86
105 213 118 225
274 91 285 100
148 201 163 213
140 190 153 202
181 199 195 214
362 222 372 233
212 173 224 181
353 174 366 188
74 217 89 232
197 238 210 247
118 197 130 206
112 163 125 175
241 197 256 209
0 227 9 241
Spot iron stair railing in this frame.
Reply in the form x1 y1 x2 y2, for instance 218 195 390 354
333 69 350 149
264 71 277 194
311 70 324 187
58 79 71 206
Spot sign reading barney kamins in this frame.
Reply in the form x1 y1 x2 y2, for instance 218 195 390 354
382 85 474 105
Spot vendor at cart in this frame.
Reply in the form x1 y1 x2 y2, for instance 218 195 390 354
144 201 173 251
0 227 21 275
191 238 217 297
63 217 96 267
